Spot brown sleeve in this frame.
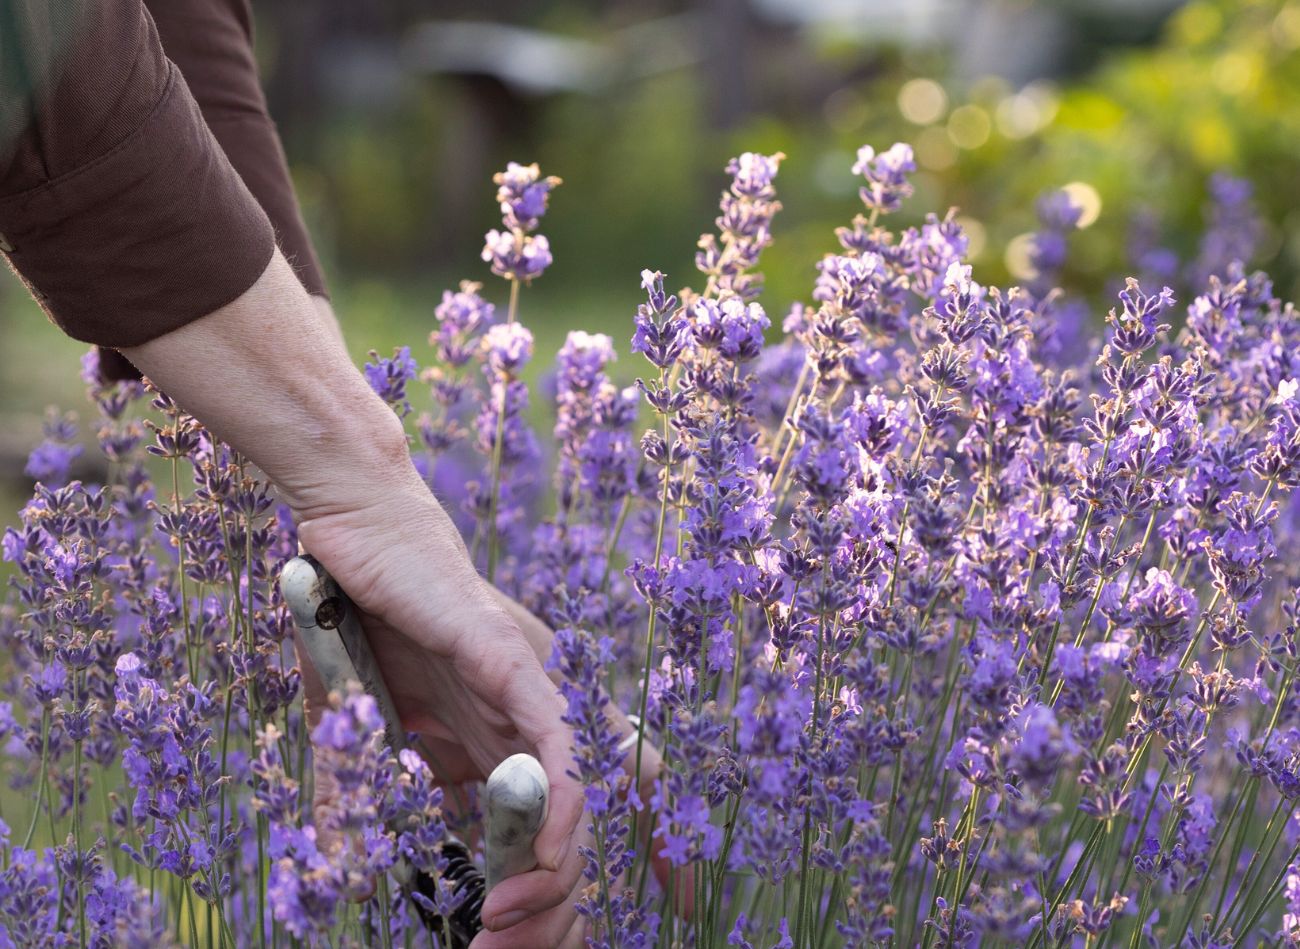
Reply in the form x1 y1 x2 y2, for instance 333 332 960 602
144 0 327 299
0 0 276 348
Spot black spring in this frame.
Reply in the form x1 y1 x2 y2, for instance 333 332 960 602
411 839 486 949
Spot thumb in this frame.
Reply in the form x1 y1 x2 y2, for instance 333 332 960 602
293 631 376 901
308 751 377 902
293 628 329 733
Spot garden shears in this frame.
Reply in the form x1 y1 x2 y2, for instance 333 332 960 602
280 554 549 947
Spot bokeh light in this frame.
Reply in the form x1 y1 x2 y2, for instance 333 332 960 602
897 78 949 125
1061 181 1102 228
1004 232 1038 281
995 82 1059 139
947 104 991 149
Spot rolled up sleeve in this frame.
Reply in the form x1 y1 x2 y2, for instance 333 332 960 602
146 0 327 299
0 0 276 347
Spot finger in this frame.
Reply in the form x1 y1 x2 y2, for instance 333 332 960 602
559 910 587 949
490 586 561 681
490 593 676 912
448 601 585 925
453 613 583 876
292 629 329 728
481 590 663 838
528 725 585 873
474 662 586 926
471 877 585 949
477 730 586 927
479 821 587 932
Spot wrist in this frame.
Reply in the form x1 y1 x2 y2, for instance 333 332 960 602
276 400 422 523
121 250 421 516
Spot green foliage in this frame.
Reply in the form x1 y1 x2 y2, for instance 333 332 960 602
306 0 1300 338
860 0 1300 299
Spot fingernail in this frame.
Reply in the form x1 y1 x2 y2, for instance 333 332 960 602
490 909 529 931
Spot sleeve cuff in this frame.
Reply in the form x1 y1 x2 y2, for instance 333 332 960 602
0 60 276 347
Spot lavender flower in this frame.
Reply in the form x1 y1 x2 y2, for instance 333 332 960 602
24 411 82 487
852 142 916 215
481 228 553 283
550 620 659 947
432 281 495 368
364 345 420 417
493 161 561 231
697 151 784 299
258 689 398 935
7 144 1300 949
482 162 561 283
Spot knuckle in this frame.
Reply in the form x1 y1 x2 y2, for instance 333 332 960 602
490 651 536 710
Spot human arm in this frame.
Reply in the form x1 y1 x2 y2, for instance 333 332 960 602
121 249 592 939
2 4 651 936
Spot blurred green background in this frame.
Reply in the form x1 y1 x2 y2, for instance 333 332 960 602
5 0 1300 510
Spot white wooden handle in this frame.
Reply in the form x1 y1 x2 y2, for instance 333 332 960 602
280 555 405 752
485 753 548 891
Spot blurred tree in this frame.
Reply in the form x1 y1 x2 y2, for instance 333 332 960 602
233 0 1300 318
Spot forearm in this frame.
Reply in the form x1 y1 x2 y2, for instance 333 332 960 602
121 250 409 513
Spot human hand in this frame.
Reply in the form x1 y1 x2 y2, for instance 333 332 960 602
285 460 583 941
291 472 673 945
121 251 668 944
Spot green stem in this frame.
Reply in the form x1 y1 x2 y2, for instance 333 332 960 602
1219 797 1290 937
1230 840 1300 946
634 368 675 898
485 277 521 583
22 707 51 849
73 729 86 949
1026 821 1106 949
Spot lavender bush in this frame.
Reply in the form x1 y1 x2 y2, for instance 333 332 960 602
4 145 1300 948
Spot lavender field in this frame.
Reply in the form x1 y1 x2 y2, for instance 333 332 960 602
3 136 1300 948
